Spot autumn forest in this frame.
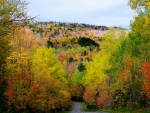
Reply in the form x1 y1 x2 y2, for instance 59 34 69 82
0 0 150 113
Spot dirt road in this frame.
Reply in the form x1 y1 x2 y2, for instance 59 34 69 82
70 101 108 113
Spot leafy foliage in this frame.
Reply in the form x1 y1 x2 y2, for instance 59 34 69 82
142 61 150 98
78 37 99 47
0 0 31 112
78 62 86 72
31 47 71 112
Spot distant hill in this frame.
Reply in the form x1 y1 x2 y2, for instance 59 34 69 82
28 21 109 38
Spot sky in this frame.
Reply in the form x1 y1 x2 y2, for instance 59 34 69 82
25 0 136 29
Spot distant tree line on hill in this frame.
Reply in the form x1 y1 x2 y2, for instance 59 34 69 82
28 21 109 38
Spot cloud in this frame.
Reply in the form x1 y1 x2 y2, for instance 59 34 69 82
27 0 125 14
26 0 135 29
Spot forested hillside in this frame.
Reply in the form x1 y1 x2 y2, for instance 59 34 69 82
0 0 150 113
28 21 109 38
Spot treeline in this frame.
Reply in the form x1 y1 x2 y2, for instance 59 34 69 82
47 37 100 49
28 21 108 38
29 21 108 31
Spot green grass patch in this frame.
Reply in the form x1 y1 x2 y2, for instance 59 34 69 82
109 107 150 113
81 102 108 112
55 111 70 113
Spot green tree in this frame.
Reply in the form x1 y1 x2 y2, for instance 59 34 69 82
68 57 74 63
78 62 86 72
107 30 150 108
128 0 150 11
128 0 150 38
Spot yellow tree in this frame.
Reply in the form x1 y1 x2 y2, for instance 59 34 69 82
6 28 34 111
83 28 126 108
0 0 32 111
128 0 150 38
31 47 71 112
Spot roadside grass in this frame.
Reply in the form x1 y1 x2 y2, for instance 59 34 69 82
55 111 70 113
109 107 150 113
55 104 73 113
82 102 89 112
82 102 150 113
82 102 108 112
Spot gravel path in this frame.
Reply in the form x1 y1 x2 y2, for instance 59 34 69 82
70 101 108 113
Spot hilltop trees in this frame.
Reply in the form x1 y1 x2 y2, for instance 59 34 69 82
28 22 108 39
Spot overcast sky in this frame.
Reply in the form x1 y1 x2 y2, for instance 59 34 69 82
26 0 136 29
